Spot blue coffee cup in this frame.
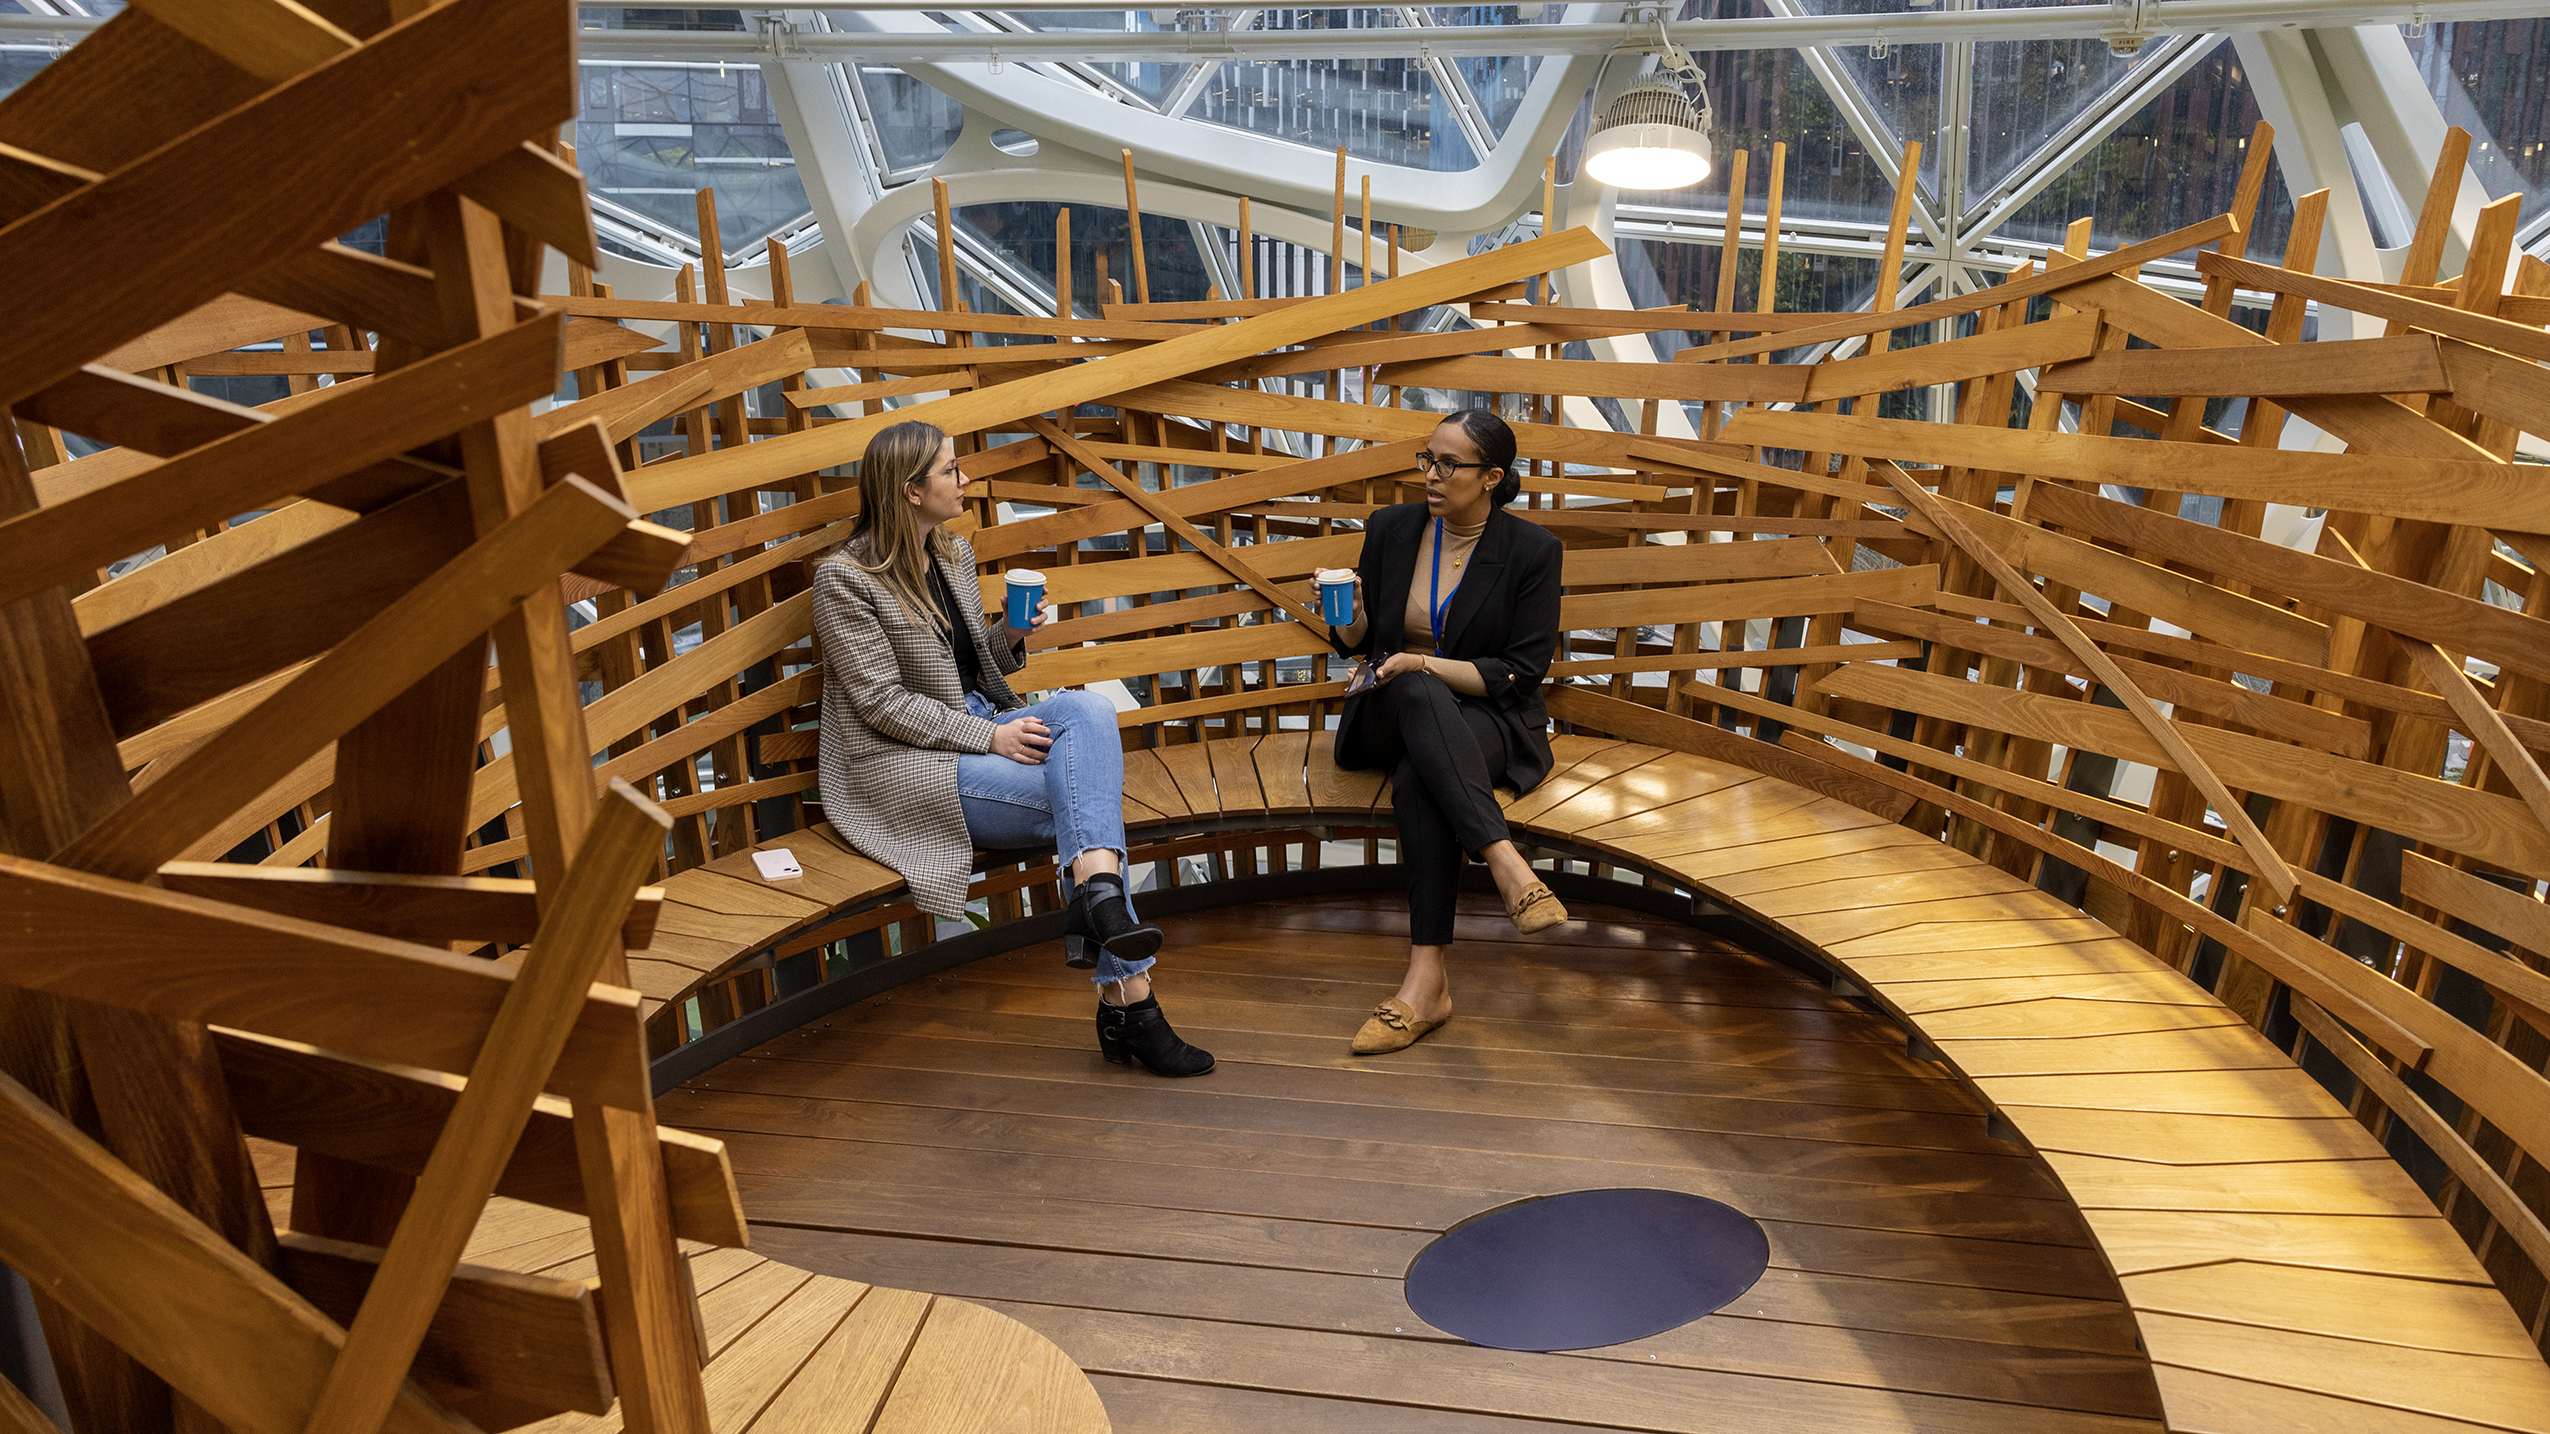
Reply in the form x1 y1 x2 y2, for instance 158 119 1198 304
1004 568 1045 629
1317 568 1356 625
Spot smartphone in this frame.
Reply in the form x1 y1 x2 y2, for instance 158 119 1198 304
1343 660 1379 697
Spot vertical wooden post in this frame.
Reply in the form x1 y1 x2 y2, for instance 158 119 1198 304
931 177 960 315
1331 147 1347 296
1054 207 1073 320
1238 197 1253 301
1703 147 1749 440
1120 149 1150 305
1755 141 1786 319
1871 140 1921 358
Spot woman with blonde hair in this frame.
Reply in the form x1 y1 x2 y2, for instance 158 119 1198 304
812 419 1212 1076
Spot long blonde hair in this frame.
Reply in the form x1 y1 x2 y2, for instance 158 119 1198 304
846 419 959 633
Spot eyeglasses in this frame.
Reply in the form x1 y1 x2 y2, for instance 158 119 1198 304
1413 451 1489 476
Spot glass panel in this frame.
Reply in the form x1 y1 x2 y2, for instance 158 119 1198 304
1991 40 2290 263
2403 19 2550 231
856 63 966 176
1968 5 2146 211
1427 5 1554 139
929 201 1222 314
0 41 54 103
576 7 747 30
1454 51 1541 139
578 63 812 256
1190 52 1473 170
1758 0 1941 194
998 10 1186 108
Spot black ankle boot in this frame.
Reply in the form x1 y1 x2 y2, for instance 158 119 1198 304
1097 994 1215 1077
1064 872 1161 965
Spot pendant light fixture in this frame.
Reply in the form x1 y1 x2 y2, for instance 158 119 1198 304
1581 13 1716 192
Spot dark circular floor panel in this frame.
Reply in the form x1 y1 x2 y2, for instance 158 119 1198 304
1404 1188 1771 1352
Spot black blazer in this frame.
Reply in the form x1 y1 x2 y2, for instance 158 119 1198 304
1332 501 1563 794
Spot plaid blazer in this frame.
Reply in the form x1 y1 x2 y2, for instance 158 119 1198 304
813 533 1026 918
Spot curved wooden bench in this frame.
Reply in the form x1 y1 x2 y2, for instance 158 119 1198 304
643 727 2550 1432
456 1197 1108 1434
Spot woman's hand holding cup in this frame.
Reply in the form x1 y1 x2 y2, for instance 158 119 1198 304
1315 568 1359 626
1003 568 1046 633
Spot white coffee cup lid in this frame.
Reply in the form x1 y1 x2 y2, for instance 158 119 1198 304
1315 568 1355 583
1006 568 1045 585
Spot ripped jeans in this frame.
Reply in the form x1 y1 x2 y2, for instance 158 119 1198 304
958 689 1155 987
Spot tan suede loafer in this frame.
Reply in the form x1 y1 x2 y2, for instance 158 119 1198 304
1351 997 1445 1055
1508 880 1569 935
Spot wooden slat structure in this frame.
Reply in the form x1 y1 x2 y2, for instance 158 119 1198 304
0 7 1101 1433
6 6 2550 1426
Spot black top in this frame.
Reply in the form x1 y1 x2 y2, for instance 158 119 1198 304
929 562 986 698
1331 502 1565 795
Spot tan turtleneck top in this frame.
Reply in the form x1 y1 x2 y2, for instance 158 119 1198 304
1402 515 1486 658
1339 513 1489 696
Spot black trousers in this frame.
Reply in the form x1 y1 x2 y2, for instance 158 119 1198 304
1350 672 1511 946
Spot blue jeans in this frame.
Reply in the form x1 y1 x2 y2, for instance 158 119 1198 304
960 689 1154 987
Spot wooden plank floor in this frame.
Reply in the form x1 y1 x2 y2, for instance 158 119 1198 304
661 892 2169 1433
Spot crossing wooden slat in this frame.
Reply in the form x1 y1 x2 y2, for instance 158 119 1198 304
1152 739 1221 818
1206 736 1267 817
1253 730 1313 814
2136 1311 2550 1432
2038 1153 2441 1218
1120 746 1195 819
2119 1263 2548 1362
1913 999 2251 1043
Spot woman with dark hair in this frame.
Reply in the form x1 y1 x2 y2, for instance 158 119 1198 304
812 419 1213 1077
1329 408 1572 1054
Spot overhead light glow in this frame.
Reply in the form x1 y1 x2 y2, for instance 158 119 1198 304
1584 128 1713 190
1582 79 1714 192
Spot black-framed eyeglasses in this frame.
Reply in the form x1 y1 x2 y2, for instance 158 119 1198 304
1413 451 1488 476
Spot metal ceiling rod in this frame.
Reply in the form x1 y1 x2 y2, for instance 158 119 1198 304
2 3 2487 53
8 0 2544 53
542 1 2550 61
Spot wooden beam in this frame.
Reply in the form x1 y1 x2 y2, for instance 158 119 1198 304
156 863 663 949
1816 662 2550 881
2040 334 2450 398
276 1231 613 1417
2288 995 2550 1285
0 1068 466 1434
55 474 634 883
0 312 565 612
1721 407 2550 536
0 0 573 408
2024 480 2550 686
1878 463 2298 903
213 1030 745 1248
2198 250 2550 364
300 784 671 1434
118 0 358 85
14 364 270 456
0 852 648 1108
1673 213 2237 365
619 225 1611 512
2405 641 2550 843
1024 415 1332 633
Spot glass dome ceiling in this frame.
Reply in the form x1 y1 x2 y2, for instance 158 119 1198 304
3 3 2539 342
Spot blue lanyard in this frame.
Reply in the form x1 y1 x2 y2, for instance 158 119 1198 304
1428 517 1452 653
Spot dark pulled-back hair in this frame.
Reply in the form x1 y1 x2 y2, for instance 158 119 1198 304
1439 408 1521 507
